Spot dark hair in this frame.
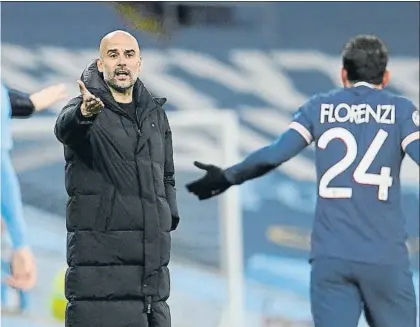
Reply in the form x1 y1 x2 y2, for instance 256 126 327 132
342 35 388 85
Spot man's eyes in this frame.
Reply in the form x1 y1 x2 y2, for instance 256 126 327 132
108 53 135 58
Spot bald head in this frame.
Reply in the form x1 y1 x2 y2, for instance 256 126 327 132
99 30 140 59
97 30 142 98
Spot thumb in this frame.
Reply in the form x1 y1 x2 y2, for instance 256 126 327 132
77 80 89 96
194 161 212 171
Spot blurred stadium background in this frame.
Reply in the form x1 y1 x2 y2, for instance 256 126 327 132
1 2 419 327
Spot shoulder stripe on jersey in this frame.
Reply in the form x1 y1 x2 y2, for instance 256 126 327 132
289 122 313 144
402 131 420 151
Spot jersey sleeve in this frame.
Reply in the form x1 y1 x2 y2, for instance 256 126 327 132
400 102 419 152
1 151 28 249
224 128 308 185
1 83 13 151
289 100 315 145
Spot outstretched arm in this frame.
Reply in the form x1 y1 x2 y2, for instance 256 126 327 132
9 84 67 118
186 127 311 200
54 96 92 146
54 81 103 146
186 100 315 200
224 128 309 185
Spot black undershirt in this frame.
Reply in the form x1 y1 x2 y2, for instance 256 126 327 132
118 101 137 121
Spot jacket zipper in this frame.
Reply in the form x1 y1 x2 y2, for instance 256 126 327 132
135 108 142 135
145 296 152 314
134 106 152 312
119 102 155 311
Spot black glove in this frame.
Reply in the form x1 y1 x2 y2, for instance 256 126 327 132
186 161 232 200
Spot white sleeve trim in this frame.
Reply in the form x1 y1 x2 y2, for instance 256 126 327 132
289 122 313 144
402 131 420 151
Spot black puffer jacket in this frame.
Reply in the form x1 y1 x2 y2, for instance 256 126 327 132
55 62 179 327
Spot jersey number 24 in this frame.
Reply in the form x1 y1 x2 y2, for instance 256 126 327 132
318 127 393 201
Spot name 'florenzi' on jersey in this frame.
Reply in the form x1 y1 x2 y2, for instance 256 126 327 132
320 103 395 124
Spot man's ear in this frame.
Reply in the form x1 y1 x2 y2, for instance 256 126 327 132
341 68 350 87
138 56 143 71
382 70 390 88
96 58 103 73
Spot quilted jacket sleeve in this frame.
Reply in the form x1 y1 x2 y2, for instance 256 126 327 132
163 111 180 231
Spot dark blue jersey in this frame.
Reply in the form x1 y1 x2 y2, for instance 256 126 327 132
225 82 419 264
291 82 419 264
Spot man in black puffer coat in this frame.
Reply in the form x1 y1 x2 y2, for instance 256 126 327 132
54 30 179 327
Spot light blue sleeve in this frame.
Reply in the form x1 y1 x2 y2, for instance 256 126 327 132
1 83 13 151
1 82 27 249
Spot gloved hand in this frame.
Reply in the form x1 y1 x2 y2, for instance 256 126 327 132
186 161 232 200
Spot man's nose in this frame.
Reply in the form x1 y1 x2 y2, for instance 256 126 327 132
116 56 127 65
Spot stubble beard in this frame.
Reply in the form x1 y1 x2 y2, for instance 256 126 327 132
105 72 136 94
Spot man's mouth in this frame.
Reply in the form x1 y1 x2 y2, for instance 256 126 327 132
115 71 130 76
115 71 130 80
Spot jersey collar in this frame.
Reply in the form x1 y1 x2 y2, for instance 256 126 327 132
352 81 376 89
